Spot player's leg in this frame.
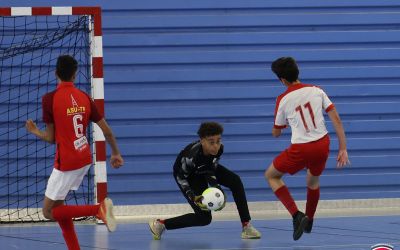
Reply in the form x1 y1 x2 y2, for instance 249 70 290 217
216 165 250 223
265 164 299 216
42 196 64 220
44 169 84 249
265 148 309 241
305 171 319 233
46 165 108 223
45 165 115 248
216 165 261 239
304 135 330 233
43 197 81 250
165 174 211 228
150 174 211 240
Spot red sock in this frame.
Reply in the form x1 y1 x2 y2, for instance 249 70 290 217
274 186 298 216
242 221 249 227
52 205 100 221
58 218 80 250
158 219 165 224
306 187 320 220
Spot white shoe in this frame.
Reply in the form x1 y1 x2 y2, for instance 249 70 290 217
149 219 165 240
241 222 261 239
96 197 117 232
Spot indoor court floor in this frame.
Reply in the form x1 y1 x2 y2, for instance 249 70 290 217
0 215 399 250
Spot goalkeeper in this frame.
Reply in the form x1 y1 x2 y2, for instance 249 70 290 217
149 122 261 240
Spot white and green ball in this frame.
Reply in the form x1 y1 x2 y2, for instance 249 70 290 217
201 187 225 211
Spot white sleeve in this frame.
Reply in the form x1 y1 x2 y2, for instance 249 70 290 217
320 88 334 112
274 101 287 128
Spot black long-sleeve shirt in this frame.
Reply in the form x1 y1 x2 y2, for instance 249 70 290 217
173 140 223 199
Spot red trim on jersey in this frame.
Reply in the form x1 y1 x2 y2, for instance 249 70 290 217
279 83 315 99
97 182 108 203
95 141 107 162
32 7 52 15
274 125 287 129
72 7 102 36
0 8 11 16
92 57 104 78
94 99 105 117
325 103 335 113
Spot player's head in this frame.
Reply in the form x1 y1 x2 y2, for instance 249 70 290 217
271 57 299 84
56 55 78 82
197 122 223 156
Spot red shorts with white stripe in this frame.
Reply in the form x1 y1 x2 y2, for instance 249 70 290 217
273 134 330 176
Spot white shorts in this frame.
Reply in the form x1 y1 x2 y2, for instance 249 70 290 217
45 165 91 201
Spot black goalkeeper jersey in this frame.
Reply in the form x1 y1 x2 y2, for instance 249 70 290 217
173 140 224 199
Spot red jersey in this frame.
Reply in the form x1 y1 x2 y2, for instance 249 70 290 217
42 82 103 171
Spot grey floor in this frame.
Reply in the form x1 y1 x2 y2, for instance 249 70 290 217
0 215 399 250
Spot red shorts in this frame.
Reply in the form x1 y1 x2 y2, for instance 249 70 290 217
273 134 330 176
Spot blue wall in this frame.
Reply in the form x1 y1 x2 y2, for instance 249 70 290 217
2 0 400 205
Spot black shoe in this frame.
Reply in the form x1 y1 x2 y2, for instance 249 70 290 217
292 211 309 241
304 219 313 233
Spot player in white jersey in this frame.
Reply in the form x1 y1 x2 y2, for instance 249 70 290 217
265 57 350 241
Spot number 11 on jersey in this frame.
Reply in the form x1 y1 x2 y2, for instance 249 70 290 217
295 101 317 132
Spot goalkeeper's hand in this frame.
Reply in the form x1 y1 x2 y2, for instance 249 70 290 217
193 195 209 211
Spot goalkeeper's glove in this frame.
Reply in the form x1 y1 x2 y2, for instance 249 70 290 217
193 195 209 211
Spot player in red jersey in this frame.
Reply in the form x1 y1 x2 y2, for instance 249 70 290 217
265 57 350 241
26 55 124 250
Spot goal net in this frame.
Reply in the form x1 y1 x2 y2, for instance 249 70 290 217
0 7 104 222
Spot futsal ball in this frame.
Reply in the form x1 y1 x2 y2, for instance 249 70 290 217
201 187 225 211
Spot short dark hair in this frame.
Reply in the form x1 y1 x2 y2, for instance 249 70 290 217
197 122 223 138
56 55 78 81
271 57 299 83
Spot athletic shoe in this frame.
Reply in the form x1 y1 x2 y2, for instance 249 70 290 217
241 223 261 239
292 211 309 241
149 219 165 240
96 197 117 232
304 219 313 233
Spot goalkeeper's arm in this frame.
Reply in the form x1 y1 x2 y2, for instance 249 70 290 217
175 156 196 200
176 174 195 201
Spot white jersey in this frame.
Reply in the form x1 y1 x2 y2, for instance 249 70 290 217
274 83 334 144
